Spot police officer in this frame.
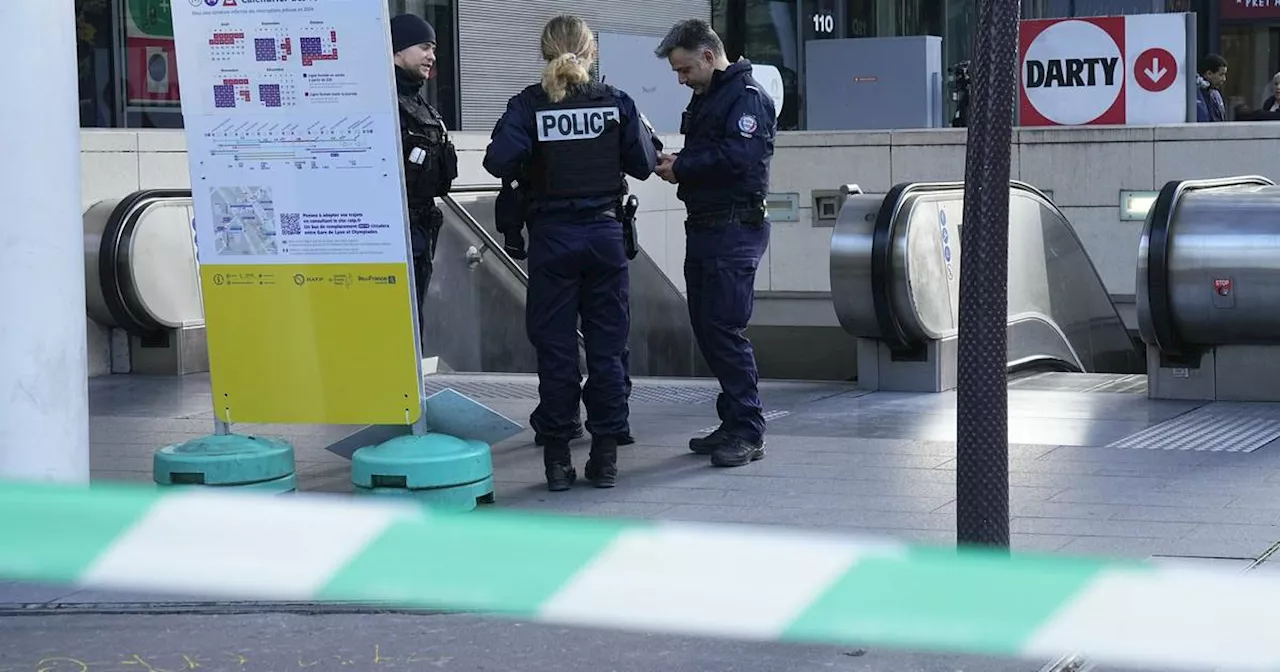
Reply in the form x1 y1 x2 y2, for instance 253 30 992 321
497 176 640 450
484 14 659 491
653 19 775 468
391 13 458 312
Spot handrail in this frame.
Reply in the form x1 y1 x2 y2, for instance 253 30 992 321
440 187 588 347
439 186 529 285
99 189 194 335
867 179 1108 352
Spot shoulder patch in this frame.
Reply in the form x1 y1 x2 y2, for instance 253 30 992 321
737 113 758 136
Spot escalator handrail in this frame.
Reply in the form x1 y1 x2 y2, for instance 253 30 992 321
440 186 530 285
444 183 692 305
100 189 194 335
1143 175 1275 358
440 186 591 348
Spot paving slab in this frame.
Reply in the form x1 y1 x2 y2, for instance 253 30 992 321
7 371 1280 672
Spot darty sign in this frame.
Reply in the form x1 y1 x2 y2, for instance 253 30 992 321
1018 13 1194 127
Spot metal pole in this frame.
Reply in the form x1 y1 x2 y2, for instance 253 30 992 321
955 0 1018 549
0 0 90 483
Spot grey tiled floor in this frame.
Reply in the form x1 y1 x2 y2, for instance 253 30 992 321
82 371 1280 561
8 371 1280 672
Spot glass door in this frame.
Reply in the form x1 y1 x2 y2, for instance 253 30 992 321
1219 23 1280 117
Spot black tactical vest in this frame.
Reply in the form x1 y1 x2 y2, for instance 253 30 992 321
527 83 624 200
399 93 457 212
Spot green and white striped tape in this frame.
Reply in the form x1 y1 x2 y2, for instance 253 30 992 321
1 479 1276 671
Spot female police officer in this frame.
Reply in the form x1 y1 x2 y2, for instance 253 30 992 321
483 15 659 491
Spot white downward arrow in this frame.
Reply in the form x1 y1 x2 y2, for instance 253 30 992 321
1144 58 1168 83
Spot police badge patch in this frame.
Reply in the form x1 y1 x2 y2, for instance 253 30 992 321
737 113 758 137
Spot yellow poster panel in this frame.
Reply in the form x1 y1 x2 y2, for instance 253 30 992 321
199 262 421 425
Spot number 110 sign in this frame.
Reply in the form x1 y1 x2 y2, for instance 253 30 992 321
811 12 835 34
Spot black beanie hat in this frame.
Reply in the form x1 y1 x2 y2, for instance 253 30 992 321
391 14 436 53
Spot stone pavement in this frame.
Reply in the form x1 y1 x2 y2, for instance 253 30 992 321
4 370 1280 671
80 371 1280 560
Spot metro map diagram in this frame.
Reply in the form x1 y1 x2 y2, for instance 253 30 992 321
201 116 381 172
209 186 278 256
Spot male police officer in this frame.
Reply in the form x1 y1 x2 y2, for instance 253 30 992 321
654 19 775 468
484 15 658 490
391 14 458 312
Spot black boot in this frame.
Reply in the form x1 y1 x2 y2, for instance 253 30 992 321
543 441 576 491
584 436 618 488
689 427 732 455
710 435 765 468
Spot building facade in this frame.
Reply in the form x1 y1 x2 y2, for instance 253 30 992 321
75 0 709 133
73 0 1279 133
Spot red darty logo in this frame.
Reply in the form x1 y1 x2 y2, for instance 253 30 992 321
1020 17 1125 126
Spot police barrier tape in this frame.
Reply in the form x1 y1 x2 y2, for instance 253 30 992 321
1 479 1277 672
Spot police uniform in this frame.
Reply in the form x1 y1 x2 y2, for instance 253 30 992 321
671 59 776 468
496 174 640 450
483 80 658 490
391 15 458 309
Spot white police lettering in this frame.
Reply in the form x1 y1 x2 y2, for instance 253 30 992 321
737 113 758 137
535 106 621 142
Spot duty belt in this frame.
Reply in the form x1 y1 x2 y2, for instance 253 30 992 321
685 204 765 228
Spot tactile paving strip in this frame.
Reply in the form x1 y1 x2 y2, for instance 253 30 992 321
1008 373 1147 394
421 377 723 405
1107 403 1280 453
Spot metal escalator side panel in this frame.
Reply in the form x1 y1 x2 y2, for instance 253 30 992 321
1136 176 1275 357
83 199 123 327
829 191 887 339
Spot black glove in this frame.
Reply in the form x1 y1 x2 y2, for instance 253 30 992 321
503 232 527 260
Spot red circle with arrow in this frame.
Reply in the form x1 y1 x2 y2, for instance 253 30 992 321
1134 47 1177 92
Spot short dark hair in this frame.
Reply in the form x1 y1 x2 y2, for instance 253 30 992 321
1199 53 1227 75
654 19 724 59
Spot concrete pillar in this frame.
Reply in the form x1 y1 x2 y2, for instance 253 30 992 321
0 0 90 483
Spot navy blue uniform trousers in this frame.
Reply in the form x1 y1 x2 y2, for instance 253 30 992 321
684 218 770 443
526 218 630 443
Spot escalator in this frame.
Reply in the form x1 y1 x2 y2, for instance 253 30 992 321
83 187 706 378
829 180 1144 391
418 186 705 377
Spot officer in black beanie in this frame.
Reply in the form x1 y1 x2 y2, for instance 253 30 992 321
391 14 458 319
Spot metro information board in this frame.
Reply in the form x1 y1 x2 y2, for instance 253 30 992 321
169 0 423 425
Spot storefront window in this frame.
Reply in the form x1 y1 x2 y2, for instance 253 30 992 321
879 0 944 37
77 0 119 128
75 0 458 129
846 0 876 37
122 0 183 128
1219 25 1280 112
713 0 803 130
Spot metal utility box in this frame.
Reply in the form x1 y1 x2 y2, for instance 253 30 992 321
805 36 944 131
